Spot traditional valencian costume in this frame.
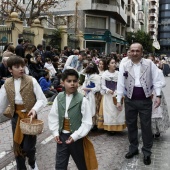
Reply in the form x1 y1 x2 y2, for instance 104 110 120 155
98 70 126 131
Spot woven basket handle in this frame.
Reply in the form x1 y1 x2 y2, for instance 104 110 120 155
30 115 33 124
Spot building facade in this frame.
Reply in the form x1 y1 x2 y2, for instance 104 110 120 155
157 0 170 55
49 0 128 54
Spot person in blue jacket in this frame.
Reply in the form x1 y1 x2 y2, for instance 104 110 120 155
39 71 58 103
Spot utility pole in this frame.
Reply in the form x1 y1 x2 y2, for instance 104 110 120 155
74 1 78 48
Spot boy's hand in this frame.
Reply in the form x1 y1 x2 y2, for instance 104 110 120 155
55 136 62 144
65 136 74 144
28 109 37 118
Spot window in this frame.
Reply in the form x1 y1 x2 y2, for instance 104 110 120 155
132 19 135 29
127 16 130 27
116 22 120 34
121 0 125 9
132 2 135 15
86 15 107 29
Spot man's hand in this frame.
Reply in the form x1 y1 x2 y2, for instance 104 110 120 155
55 136 62 144
116 102 122 111
154 97 161 108
28 109 37 118
65 136 74 144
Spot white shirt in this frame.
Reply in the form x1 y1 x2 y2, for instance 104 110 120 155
48 94 92 142
117 59 163 102
64 55 78 70
0 77 47 115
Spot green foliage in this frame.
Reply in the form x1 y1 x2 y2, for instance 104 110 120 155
126 30 154 53
49 29 61 49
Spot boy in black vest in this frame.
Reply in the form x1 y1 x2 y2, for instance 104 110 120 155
48 69 97 170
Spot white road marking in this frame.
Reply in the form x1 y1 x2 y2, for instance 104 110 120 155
2 160 16 170
40 135 54 145
0 151 9 159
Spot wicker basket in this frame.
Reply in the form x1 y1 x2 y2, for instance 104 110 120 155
20 116 44 135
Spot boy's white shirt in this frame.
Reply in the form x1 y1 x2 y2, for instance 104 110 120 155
0 77 47 115
48 93 93 142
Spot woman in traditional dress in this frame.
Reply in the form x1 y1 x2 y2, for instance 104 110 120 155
98 58 126 132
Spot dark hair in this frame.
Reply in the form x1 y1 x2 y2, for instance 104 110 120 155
79 51 87 58
64 46 68 50
18 38 24 44
85 62 99 74
46 45 51 51
61 69 79 81
7 56 25 69
43 70 49 77
99 59 107 71
45 58 51 62
107 58 116 66
37 44 43 49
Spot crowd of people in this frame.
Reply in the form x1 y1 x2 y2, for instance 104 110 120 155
0 40 170 169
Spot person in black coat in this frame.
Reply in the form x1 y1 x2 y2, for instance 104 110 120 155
15 38 25 58
0 57 11 87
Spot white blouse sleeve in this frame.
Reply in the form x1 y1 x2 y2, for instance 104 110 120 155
0 85 9 115
48 96 59 137
71 97 93 141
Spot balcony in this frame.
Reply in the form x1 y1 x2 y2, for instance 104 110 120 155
149 0 158 2
149 20 157 25
149 28 156 32
91 3 118 13
150 35 156 40
149 5 157 10
149 13 158 18
91 2 127 23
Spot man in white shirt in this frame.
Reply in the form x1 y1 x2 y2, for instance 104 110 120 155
63 50 87 72
116 43 163 166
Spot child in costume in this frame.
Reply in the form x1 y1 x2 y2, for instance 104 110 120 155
48 69 98 170
82 62 101 128
98 58 126 132
0 56 47 170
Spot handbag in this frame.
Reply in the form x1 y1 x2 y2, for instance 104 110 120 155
3 105 12 118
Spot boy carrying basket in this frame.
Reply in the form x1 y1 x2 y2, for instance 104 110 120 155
0 56 47 170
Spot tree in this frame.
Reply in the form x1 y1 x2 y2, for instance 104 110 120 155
126 30 154 53
0 0 66 26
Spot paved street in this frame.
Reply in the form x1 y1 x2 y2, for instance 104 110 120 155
0 77 170 170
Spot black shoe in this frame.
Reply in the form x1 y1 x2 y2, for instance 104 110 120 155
125 150 139 159
143 156 151 165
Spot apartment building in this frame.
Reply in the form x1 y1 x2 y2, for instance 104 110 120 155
158 0 170 55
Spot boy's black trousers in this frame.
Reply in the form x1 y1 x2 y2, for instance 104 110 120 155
11 113 37 170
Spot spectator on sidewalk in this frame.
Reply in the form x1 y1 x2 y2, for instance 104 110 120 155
0 56 47 170
0 57 11 88
63 50 87 72
15 38 25 58
2 45 15 58
39 71 58 104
